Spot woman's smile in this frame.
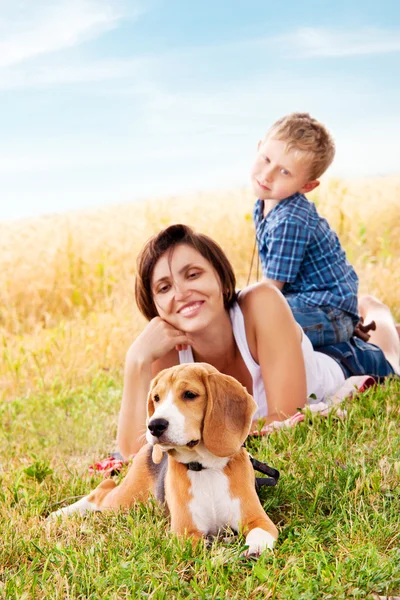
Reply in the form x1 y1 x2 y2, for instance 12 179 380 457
178 301 204 317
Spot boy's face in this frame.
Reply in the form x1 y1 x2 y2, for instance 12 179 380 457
251 137 319 201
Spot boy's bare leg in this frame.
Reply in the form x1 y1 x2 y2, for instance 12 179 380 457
358 295 400 372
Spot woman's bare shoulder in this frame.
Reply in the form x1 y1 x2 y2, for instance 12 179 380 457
236 283 296 362
239 281 287 316
239 282 301 345
239 282 297 334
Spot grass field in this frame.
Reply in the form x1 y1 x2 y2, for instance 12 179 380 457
0 177 399 598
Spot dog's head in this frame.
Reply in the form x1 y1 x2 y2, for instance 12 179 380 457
146 363 257 457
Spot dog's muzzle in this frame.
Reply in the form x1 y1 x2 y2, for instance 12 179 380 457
148 418 169 438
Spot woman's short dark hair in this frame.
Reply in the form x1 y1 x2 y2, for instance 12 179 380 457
135 224 237 321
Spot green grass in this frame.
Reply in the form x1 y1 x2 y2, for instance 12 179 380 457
0 375 399 599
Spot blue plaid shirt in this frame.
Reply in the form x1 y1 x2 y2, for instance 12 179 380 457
253 193 359 319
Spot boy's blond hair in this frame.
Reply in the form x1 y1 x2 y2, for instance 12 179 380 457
266 112 335 180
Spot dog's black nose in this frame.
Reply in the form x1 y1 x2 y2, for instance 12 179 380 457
148 418 169 438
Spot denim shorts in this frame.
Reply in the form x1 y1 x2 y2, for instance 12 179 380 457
285 295 356 347
317 336 397 380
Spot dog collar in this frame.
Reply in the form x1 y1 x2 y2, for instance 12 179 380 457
186 461 205 471
248 453 280 487
185 454 280 482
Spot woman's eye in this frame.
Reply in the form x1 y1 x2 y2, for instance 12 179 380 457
188 271 200 279
158 284 170 294
183 391 198 400
154 394 160 402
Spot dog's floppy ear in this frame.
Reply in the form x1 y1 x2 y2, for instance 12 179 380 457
202 371 257 457
147 365 176 420
147 389 155 421
147 371 163 421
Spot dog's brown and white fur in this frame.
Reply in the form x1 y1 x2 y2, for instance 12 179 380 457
49 363 278 556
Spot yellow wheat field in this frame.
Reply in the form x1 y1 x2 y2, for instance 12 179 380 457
1 176 400 401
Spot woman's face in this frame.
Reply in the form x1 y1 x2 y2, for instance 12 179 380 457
151 243 225 332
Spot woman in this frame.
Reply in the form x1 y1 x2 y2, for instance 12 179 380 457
118 224 399 459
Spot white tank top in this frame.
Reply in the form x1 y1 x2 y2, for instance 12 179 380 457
178 303 345 419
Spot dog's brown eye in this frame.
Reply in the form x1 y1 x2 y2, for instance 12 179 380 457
154 394 160 403
183 391 198 400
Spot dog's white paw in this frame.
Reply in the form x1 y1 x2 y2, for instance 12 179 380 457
47 496 101 521
242 527 276 557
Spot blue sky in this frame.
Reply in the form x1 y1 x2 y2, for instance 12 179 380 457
1 0 400 220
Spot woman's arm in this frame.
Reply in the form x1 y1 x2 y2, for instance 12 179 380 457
117 317 189 458
240 283 307 423
117 356 153 459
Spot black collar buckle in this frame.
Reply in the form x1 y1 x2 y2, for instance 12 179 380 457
186 461 205 471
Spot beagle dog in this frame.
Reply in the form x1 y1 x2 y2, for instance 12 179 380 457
49 363 278 556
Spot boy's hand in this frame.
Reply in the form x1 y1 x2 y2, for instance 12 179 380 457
353 318 376 342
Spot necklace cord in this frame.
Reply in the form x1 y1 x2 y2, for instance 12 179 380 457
247 201 263 286
246 235 257 287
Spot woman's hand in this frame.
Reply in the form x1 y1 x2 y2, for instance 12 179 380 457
127 317 191 366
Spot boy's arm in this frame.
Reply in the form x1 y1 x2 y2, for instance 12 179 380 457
262 276 284 291
259 218 309 285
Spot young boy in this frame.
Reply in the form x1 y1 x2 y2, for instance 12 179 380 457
251 112 359 347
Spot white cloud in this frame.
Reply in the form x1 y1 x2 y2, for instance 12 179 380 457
0 146 135 175
281 27 400 58
0 0 126 68
0 58 150 90
0 134 239 176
